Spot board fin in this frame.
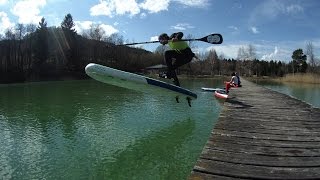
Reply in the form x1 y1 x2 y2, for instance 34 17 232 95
187 97 191 107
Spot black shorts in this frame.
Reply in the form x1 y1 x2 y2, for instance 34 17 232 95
164 48 194 69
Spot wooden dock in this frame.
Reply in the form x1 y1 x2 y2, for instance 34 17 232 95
190 79 320 179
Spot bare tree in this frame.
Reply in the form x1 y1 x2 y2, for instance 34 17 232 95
237 46 247 60
89 24 105 41
306 41 316 72
207 49 218 75
247 44 256 60
104 33 124 45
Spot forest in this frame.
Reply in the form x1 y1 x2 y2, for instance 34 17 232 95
0 14 319 84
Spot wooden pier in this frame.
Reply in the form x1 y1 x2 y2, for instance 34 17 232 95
190 79 320 179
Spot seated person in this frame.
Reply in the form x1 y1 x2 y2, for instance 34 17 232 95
225 72 239 93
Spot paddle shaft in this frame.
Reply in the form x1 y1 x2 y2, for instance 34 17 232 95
121 33 223 46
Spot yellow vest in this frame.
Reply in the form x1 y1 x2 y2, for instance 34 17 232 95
168 41 189 50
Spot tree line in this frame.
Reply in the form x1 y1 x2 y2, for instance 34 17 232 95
0 13 319 83
0 14 163 83
185 43 319 77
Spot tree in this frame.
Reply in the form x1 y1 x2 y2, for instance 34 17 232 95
207 49 218 75
105 33 124 45
61 13 76 33
306 42 316 72
16 23 25 71
237 46 247 60
34 17 49 67
247 44 256 60
291 49 307 73
88 24 105 41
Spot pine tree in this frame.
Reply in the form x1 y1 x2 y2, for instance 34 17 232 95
61 13 76 33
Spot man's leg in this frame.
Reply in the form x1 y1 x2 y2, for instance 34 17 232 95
172 71 180 86
172 49 194 69
164 50 176 79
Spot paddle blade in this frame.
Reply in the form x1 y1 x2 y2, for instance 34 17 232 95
198 34 223 44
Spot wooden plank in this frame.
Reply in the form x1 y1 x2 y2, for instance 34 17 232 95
210 135 320 149
190 79 320 179
193 159 320 179
199 148 320 167
212 129 320 142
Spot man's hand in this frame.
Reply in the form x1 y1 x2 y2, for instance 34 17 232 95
171 37 178 42
160 39 168 45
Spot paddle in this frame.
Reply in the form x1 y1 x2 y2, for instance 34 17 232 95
121 33 223 46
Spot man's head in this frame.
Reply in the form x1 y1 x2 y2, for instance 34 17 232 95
158 33 169 45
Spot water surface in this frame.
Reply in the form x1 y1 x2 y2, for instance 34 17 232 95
253 79 320 108
0 78 223 179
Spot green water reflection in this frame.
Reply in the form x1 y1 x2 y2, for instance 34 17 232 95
0 78 223 179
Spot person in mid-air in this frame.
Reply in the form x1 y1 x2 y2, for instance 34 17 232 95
158 32 195 86
225 72 239 93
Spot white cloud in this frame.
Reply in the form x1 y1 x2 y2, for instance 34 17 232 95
0 0 7 5
286 4 303 14
249 0 305 25
90 0 209 17
100 24 119 36
11 0 46 24
114 0 140 16
74 21 118 37
140 0 170 13
140 13 147 18
90 1 115 17
206 44 244 59
90 0 140 17
150 36 158 41
171 23 194 30
228 26 238 31
250 26 259 34
261 46 278 60
173 0 209 8
75 21 93 32
0 12 14 34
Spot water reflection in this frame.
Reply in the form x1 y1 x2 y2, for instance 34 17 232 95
100 118 195 179
0 79 221 179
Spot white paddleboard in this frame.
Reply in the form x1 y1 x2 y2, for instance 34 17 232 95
85 63 197 106
214 89 228 99
201 87 224 92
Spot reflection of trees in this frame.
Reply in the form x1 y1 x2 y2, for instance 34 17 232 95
0 81 142 137
98 118 195 179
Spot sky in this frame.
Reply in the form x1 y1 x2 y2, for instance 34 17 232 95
0 0 319 62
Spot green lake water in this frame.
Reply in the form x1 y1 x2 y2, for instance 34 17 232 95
0 78 224 179
253 80 320 108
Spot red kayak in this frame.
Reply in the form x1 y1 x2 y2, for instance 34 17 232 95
214 89 228 99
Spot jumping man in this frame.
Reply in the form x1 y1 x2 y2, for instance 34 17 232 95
158 32 196 86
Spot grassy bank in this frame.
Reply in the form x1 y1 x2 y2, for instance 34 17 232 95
276 73 320 84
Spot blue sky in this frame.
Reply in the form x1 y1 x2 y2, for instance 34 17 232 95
0 0 319 62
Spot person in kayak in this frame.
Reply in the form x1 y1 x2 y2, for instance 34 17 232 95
225 72 239 93
158 32 196 86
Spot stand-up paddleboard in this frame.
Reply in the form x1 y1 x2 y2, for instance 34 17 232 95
214 89 228 99
85 63 197 106
201 87 224 92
